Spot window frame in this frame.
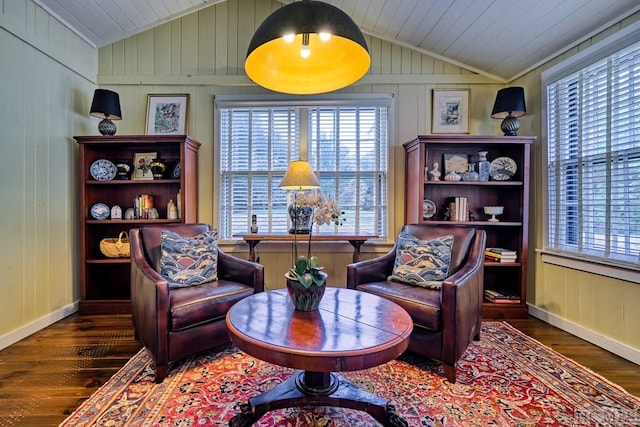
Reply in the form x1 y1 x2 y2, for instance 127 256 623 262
541 21 640 282
213 94 394 243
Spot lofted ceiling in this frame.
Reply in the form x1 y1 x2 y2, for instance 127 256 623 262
33 0 640 82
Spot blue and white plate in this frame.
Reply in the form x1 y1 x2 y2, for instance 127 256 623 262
90 159 117 181
90 203 110 220
423 199 437 219
171 162 181 179
490 157 517 181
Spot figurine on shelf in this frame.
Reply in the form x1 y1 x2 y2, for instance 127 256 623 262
429 161 441 181
167 199 178 219
443 206 451 221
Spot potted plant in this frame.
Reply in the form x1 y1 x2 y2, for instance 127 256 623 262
285 192 345 311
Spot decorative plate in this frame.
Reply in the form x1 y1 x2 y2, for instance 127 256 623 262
90 203 110 220
490 157 517 181
171 162 181 179
90 159 117 181
423 199 437 219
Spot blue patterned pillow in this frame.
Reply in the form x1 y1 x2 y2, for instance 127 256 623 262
160 229 218 289
388 231 454 289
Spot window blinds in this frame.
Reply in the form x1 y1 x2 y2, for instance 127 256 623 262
546 40 640 266
218 98 390 240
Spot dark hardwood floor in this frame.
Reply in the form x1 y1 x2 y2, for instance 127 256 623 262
0 314 638 426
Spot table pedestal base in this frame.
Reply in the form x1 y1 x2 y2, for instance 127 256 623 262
229 370 407 426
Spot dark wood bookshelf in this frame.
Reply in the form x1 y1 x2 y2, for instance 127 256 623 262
403 135 534 319
75 135 200 314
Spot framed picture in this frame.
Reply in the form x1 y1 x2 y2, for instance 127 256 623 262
132 152 157 180
443 153 469 175
431 89 470 134
145 94 189 135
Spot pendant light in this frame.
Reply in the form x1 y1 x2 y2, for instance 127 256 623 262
245 0 370 94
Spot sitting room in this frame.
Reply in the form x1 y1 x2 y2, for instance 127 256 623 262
1 0 640 425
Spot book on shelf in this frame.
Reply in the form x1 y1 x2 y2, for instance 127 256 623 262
485 253 517 263
485 247 517 256
484 289 521 303
485 248 517 262
448 196 468 221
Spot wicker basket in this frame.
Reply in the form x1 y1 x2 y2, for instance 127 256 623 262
99 231 130 258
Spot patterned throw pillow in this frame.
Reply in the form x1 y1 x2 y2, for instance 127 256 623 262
388 231 454 289
160 229 218 289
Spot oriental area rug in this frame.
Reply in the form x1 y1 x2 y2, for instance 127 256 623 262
59 322 640 427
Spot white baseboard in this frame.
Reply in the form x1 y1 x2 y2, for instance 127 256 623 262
528 304 640 366
0 302 79 351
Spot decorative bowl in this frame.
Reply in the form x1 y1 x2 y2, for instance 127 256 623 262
483 206 504 222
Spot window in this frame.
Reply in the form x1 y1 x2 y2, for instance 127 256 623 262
544 37 640 268
216 95 391 241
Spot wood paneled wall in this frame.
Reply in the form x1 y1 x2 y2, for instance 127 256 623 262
93 0 503 291
0 0 96 347
3 0 637 363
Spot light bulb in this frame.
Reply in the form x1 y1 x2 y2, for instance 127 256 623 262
300 32 310 59
319 32 331 42
283 33 295 43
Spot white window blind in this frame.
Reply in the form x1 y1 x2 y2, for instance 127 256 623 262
546 40 640 267
217 96 390 240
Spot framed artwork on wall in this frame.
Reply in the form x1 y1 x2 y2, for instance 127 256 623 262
132 152 157 180
145 94 189 135
431 89 470 134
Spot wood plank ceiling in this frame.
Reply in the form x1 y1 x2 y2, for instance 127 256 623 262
33 0 640 82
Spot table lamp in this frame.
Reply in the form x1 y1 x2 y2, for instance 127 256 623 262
491 87 526 136
90 89 122 135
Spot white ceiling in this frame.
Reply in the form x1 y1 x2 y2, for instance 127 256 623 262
33 0 640 82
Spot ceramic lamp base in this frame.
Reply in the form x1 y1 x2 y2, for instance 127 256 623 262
98 118 117 136
500 116 520 136
288 228 311 234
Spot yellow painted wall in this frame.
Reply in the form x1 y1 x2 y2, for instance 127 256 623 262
0 0 96 341
94 0 504 290
512 11 640 354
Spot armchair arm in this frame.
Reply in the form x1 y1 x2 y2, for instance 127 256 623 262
440 230 486 364
346 247 396 289
217 249 265 293
129 229 171 364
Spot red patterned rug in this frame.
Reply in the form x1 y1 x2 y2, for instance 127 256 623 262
59 322 640 426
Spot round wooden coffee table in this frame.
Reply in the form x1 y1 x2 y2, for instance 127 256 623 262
226 287 413 427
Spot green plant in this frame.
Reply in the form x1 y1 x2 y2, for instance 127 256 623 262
288 255 325 288
287 191 345 288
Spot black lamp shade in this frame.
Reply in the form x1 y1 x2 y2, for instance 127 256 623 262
90 89 122 120
245 0 370 94
491 87 526 119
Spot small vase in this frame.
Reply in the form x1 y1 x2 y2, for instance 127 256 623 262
462 163 479 181
444 170 461 182
478 151 491 182
288 205 314 234
149 159 166 180
285 273 327 311
114 159 133 180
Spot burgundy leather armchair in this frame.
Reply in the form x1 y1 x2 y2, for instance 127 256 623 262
347 224 485 383
130 223 264 383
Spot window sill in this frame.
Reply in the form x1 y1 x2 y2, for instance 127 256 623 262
537 249 640 284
